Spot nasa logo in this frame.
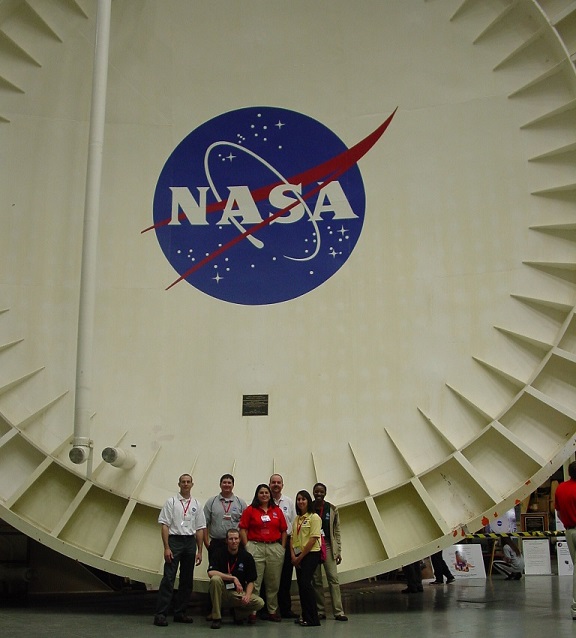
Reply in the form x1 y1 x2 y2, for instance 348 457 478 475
148 106 395 305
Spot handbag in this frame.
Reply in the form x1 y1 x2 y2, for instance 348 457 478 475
320 534 327 563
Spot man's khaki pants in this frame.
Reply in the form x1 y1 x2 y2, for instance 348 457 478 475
209 575 264 620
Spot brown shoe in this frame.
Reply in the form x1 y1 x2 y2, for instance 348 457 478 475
248 614 257 625
267 613 282 622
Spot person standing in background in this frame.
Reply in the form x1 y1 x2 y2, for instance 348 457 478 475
429 550 455 585
555 460 576 619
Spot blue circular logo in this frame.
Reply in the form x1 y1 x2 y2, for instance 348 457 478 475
151 106 369 305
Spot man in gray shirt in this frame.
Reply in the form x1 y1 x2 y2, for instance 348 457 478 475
204 474 247 559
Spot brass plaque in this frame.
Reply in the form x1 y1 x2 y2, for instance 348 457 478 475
242 394 268 416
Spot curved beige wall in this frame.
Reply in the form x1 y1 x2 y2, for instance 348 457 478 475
0 0 575 588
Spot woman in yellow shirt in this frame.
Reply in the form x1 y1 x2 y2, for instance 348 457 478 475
290 490 322 626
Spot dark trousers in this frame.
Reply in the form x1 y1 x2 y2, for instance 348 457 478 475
431 551 453 582
278 541 294 615
208 537 226 563
403 561 423 592
296 552 321 625
155 535 197 617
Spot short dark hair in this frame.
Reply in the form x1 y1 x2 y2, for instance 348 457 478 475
295 490 315 514
220 473 235 485
569 462 576 480
226 528 240 539
313 482 327 493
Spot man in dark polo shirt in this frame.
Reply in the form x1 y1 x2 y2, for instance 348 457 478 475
207 528 264 629
555 461 576 619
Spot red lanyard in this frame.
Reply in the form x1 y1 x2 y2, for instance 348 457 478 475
180 498 191 516
221 499 232 514
297 515 306 536
228 558 238 574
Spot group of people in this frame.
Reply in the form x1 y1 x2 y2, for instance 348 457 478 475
151 460 576 624
153 472 348 629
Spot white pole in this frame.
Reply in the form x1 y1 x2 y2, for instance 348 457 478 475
70 0 112 466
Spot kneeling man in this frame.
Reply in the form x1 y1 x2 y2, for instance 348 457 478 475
207 528 264 629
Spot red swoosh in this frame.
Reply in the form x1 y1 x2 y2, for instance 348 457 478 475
157 108 397 289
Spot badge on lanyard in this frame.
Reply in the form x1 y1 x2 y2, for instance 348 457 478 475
181 498 192 528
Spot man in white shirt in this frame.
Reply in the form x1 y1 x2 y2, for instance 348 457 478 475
153 473 206 627
269 473 298 618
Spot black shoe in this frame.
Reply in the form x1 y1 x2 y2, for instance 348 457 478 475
514 573 522 580
211 619 222 629
153 615 168 627
335 615 348 621
282 611 299 619
318 614 326 620
429 580 444 585
446 576 455 583
174 614 194 623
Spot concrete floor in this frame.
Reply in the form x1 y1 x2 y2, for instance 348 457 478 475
1 575 574 638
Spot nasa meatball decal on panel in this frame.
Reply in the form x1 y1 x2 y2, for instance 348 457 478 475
145 106 396 305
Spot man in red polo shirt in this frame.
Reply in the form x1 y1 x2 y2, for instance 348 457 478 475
555 461 576 619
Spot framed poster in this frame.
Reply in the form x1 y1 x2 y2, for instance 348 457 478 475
521 513 549 533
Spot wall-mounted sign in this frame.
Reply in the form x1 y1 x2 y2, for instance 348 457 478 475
149 106 395 305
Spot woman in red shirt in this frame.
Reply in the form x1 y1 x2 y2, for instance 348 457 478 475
239 483 287 622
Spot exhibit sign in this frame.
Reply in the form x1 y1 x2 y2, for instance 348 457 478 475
556 538 573 577
523 539 552 575
443 544 486 580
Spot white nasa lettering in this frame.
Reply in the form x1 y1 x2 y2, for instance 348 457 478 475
311 181 359 221
169 186 209 225
217 185 263 225
168 182 358 226
268 184 304 224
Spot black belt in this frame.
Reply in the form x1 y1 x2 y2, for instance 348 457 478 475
252 539 281 544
